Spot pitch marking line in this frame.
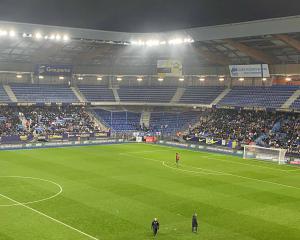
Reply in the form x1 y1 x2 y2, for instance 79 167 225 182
0 181 99 240
125 153 300 191
0 176 63 207
150 144 300 172
162 162 227 176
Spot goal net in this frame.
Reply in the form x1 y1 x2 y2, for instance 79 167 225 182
243 145 287 165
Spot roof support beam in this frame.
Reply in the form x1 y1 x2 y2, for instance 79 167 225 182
195 47 231 66
224 39 277 64
276 34 300 52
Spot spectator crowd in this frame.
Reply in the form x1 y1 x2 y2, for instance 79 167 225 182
0 106 100 139
186 109 300 155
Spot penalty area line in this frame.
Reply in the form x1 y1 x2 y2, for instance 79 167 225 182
0 193 99 240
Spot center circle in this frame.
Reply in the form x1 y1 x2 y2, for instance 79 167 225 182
0 176 63 207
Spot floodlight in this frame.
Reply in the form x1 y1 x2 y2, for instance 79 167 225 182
97 77 103 81
116 77 123 81
239 78 245 82
262 78 267 81
35 32 43 40
38 75 44 79
285 77 292 82
158 78 164 82
59 76 65 80
179 77 185 82
9 30 16 37
199 77 205 82
219 77 225 82
137 77 143 82
16 74 22 79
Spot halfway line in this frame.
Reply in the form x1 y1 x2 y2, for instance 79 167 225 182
0 193 99 240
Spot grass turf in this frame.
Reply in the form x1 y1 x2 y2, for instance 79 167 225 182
0 143 299 240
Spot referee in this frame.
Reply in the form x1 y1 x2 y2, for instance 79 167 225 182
151 218 160 236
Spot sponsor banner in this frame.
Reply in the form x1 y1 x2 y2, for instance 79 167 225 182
136 136 143 143
0 139 127 150
229 64 270 78
145 136 157 143
35 64 73 76
157 60 182 77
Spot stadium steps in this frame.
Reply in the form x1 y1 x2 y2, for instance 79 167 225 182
171 87 186 103
88 109 110 131
140 111 151 128
281 89 300 109
71 86 86 103
3 85 17 102
211 88 231 106
112 88 120 102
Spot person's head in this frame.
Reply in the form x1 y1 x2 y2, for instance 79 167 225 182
154 218 157 221
194 213 197 217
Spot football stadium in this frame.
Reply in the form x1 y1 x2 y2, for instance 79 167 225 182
0 2 300 240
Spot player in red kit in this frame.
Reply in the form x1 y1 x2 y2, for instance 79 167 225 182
176 153 180 167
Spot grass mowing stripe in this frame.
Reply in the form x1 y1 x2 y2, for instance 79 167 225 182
0 192 100 240
125 153 300 191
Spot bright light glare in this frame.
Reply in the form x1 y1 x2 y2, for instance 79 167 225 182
179 78 185 82
158 78 164 82
9 30 16 37
137 77 143 82
59 76 65 80
97 77 103 81
239 78 245 82
285 77 292 82
35 32 43 40
262 78 267 81
116 77 123 81
63 35 70 42
16 74 22 79
38 75 44 79
219 77 225 82
131 37 194 47
199 77 205 82
0 30 8 36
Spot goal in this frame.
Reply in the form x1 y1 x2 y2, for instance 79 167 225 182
243 145 287 165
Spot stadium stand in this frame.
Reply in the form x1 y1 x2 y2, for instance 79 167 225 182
10 84 78 103
77 85 115 102
118 86 177 103
219 86 299 108
94 109 141 131
149 111 201 134
179 86 225 104
0 85 10 102
185 109 300 156
291 96 300 110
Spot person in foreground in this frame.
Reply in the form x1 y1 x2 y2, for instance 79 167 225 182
151 218 160 236
192 213 198 233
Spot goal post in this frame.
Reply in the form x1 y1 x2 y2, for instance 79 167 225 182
243 145 287 165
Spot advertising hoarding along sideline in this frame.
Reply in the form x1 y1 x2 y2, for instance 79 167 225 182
229 64 270 78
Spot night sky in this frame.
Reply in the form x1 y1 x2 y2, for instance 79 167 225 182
0 0 299 32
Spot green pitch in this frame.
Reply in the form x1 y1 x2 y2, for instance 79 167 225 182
0 143 299 240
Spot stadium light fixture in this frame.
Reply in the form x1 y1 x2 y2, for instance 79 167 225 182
0 30 8 37
158 77 164 82
137 77 143 82
199 77 205 82
116 77 123 81
179 77 185 82
78 77 84 80
285 77 292 82
55 34 62 41
63 35 70 42
239 77 245 82
219 77 225 82
262 77 267 81
16 74 22 79
35 32 43 40
8 30 16 38
38 75 44 79
97 77 103 81
59 76 65 80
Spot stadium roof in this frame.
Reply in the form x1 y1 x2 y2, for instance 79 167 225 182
1 15 300 42
0 16 300 73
